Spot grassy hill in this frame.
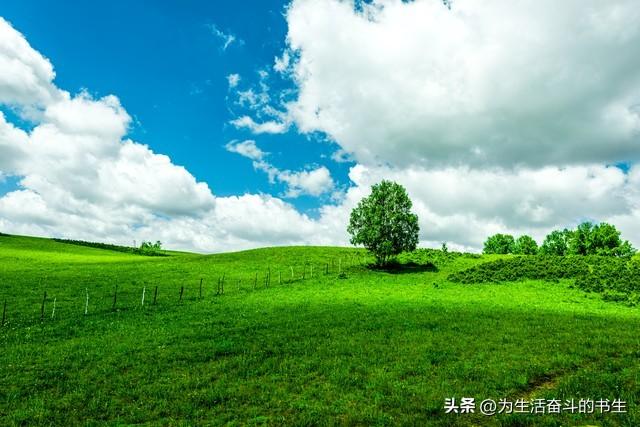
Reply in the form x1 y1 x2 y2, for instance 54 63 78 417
0 234 638 426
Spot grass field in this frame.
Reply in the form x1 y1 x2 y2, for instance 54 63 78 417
1 234 639 426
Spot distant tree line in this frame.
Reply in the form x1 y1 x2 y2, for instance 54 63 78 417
483 222 635 257
54 238 167 256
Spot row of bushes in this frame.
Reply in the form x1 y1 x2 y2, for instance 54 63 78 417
448 255 640 304
575 258 640 293
53 238 168 257
448 256 591 284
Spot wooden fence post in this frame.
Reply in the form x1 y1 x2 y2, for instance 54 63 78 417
179 286 184 302
153 286 158 305
40 291 47 321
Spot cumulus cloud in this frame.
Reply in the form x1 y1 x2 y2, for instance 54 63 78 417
284 0 640 168
275 166 335 198
229 115 288 134
0 17 59 108
226 139 335 197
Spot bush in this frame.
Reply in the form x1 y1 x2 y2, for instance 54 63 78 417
601 290 629 303
448 255 590 284
574 258 640 293
449 255 640 303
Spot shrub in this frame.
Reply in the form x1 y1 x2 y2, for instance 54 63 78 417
448 255 590 284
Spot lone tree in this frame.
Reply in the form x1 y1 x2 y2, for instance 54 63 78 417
348 180 419 266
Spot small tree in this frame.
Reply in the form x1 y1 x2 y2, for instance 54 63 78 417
140 240 162 255
514 235 538 255
483 234 515 254
348 180 419 266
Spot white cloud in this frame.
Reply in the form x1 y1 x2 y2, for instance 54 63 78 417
283 0 640 168
43 91 131 139
227 73 241 88
229 115 288 134
208 24 241 51
330 148 353 163
274 51 290 73
226 139 335 198
0 17 59 108
225 139 265 161
275 166 335 198
0 111 29 172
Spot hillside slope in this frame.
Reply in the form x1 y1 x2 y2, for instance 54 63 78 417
0 234 638 426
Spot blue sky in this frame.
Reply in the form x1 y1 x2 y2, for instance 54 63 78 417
1 0 639 253
0 0 351 213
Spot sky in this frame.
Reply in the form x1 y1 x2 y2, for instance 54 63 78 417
0 0 639 253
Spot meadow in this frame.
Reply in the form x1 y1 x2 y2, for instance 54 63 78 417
0 234 639 426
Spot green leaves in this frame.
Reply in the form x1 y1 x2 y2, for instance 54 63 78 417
483 234 516 254
541 222 635 257
540 230 572 256
347 180 419 266
514 235 539 255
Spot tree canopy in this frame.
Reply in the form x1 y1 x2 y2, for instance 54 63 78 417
541 222 634 257
347 180 419 266
483 234 516 254
514 235 539 255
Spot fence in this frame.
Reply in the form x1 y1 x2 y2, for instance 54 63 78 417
0 254 367 328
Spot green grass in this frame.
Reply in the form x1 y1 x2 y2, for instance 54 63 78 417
1 234 639 426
